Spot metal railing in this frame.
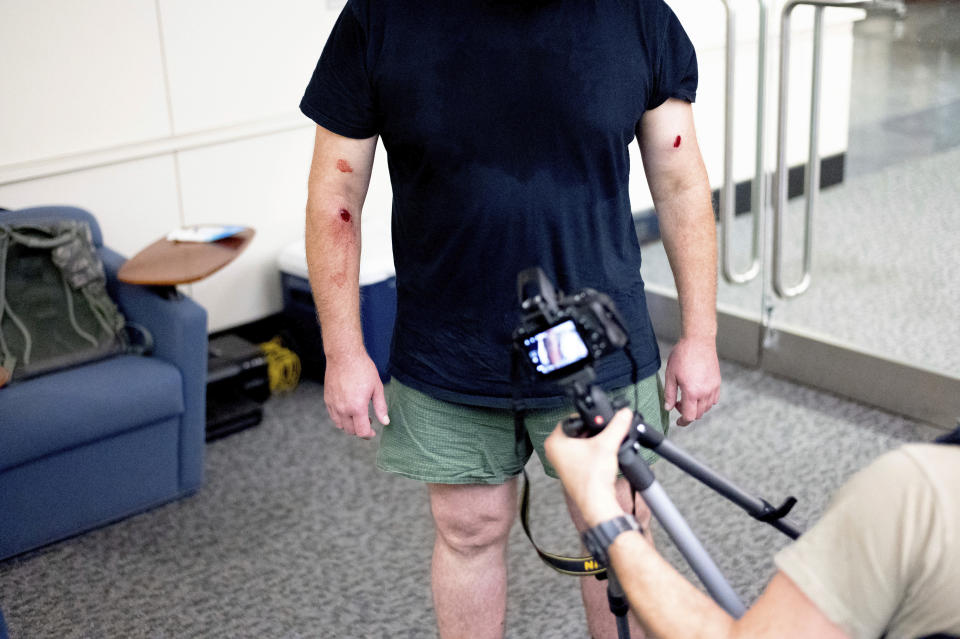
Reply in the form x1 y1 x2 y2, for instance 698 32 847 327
720 0 767 285
772 0 902 298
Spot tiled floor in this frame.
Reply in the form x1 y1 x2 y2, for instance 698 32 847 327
846 1 960 177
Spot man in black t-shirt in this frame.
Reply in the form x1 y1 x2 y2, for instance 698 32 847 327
301 1 720 636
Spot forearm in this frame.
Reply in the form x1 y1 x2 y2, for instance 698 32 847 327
305 189 364 360
608 531 735 639
304 127 377 361
655 174 717 340
638 99 718 341
579 488 734 638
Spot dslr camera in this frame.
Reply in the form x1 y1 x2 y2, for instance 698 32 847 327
512 267 632 437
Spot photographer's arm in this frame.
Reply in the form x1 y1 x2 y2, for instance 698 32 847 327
544 411 849 639
305 124 388 438
607 529 849 639
637 99 720 425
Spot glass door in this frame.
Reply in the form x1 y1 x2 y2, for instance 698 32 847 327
639 0 960 428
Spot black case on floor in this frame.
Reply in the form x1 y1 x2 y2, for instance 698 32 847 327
206 334 270 441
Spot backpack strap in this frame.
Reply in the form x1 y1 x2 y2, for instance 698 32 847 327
0 225 23 378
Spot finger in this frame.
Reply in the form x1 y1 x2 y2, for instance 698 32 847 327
697 396 709 420
545 423 561 450
353 412 375 439
326 403 345 432
678 392 697 426
598 409 634 447
340 410 357 436
698 390 719 419
372 382 390 425
663 370 678 411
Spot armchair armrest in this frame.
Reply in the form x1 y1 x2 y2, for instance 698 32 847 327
100 246 208 490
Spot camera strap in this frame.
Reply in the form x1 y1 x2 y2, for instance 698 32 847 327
511 347 606 577
518 470 608 577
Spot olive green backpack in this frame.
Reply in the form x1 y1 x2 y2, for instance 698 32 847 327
0 220 146 387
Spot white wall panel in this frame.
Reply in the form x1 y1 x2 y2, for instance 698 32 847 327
0 0 170 166
0 155 181 258
158 0 336 135
176 128 316 332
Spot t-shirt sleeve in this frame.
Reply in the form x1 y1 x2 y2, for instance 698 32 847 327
646 4 698 111
300 1 379 139
773 449 937 639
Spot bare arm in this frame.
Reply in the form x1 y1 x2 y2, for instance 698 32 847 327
608 531 850 639
544 410 850 639
305 124 387 438
637 98 720 425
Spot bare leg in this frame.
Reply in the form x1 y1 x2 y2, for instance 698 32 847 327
429 479 518 639
565 477 653 639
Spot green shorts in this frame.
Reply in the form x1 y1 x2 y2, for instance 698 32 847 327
376 375 669 484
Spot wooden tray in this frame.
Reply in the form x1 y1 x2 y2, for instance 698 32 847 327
118 228 254 286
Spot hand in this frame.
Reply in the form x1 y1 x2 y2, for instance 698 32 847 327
663 336 721 426
544 409 634 527
323 350 389 439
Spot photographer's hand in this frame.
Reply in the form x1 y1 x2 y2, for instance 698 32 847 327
545 408 633 527
549 406 847 639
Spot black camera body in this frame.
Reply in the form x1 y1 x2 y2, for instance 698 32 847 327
513 267 632 437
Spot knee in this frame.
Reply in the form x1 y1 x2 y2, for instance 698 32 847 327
431 500 514 558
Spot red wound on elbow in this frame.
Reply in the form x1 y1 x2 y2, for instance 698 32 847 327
673 135 682 148
336 159 354 173
339 209 352 222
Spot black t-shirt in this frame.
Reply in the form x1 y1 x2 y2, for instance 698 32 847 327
301 0 698 407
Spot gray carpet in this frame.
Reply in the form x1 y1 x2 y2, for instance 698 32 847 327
0 350 944 639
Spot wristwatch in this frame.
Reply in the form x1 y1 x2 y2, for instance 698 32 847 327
581 514 641 568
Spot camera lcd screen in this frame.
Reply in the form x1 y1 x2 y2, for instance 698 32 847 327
523 319 589 376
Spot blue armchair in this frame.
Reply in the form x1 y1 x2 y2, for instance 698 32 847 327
0 206 207 560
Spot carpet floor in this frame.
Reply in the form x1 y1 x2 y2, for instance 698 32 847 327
0 350 943 638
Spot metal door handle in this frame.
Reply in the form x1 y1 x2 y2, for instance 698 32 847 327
722 0 769 286
719 0 752 284
773 0 879 299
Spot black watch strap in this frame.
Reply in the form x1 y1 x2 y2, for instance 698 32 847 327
581 514 640 568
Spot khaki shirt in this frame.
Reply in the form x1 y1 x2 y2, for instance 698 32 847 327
775 444 960 639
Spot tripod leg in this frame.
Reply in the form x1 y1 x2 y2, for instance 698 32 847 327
620 435 747 617
641 481 747 617
605 569 632 639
